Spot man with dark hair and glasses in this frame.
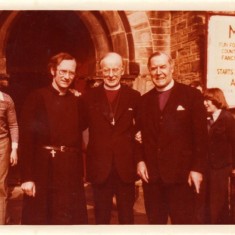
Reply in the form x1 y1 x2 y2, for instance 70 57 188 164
20 52 88 224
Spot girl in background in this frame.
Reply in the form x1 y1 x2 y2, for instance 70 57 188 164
204 88 235 224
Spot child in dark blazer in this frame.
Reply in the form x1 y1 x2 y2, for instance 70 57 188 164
204 88 235 224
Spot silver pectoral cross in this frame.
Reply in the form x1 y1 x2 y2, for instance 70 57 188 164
50 149 56 157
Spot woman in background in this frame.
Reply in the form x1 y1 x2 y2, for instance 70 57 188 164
204 88 235 224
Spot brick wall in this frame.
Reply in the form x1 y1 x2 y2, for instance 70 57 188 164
147 11 171 53
171 11 206 86
131 11 172 94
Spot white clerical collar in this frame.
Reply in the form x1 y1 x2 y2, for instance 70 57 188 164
52 81 67 96
212 109 222 122
104 84 121 91
156 79 174 92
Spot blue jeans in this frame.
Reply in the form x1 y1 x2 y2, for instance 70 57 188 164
0 137 10 224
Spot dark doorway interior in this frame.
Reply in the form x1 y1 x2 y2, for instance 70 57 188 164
6 11 96 114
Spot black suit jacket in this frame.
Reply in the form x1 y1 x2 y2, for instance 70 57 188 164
208 110 235 169
139 82 208 183
82 85 141 184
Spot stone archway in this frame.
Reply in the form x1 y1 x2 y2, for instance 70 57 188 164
0 11 172 76
0 11 139 78
0 10 161 96
76 11 137 75
0 11 19 75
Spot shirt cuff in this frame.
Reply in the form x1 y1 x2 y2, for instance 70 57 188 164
11 142 18 149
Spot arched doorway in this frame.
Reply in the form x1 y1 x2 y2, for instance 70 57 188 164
6 11 96 112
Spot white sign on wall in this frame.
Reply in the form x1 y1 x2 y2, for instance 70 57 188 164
207 15 235 108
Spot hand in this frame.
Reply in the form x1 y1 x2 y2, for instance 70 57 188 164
137 161 149 183
10 149 18 166
188 171 203 194
135 131 142 144
21 181 36 197
232 169 235 175
69 89 81 97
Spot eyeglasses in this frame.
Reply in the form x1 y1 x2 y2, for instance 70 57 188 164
102 67 123 76
57 69 76 79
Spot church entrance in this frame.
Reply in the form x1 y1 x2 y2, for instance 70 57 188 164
6 11 96 113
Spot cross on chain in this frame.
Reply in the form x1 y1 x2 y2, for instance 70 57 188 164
111 117 115 126
50 149 56 157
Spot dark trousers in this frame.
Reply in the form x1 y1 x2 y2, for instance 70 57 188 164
208 166 231 224
230 173 235 223
193 179 209 224
21 151 88 225
21 183 88 225
143 179 195 224
92 170 135 224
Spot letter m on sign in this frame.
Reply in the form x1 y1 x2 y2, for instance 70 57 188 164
229 25 235 38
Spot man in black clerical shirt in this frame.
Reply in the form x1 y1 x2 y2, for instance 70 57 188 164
137 51 208 224
82 52 141 224
20 52 88 225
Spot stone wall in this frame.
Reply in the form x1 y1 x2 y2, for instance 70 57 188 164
132 11 208 94
1 11 235 94
129 11 171 94
171 11 206 86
